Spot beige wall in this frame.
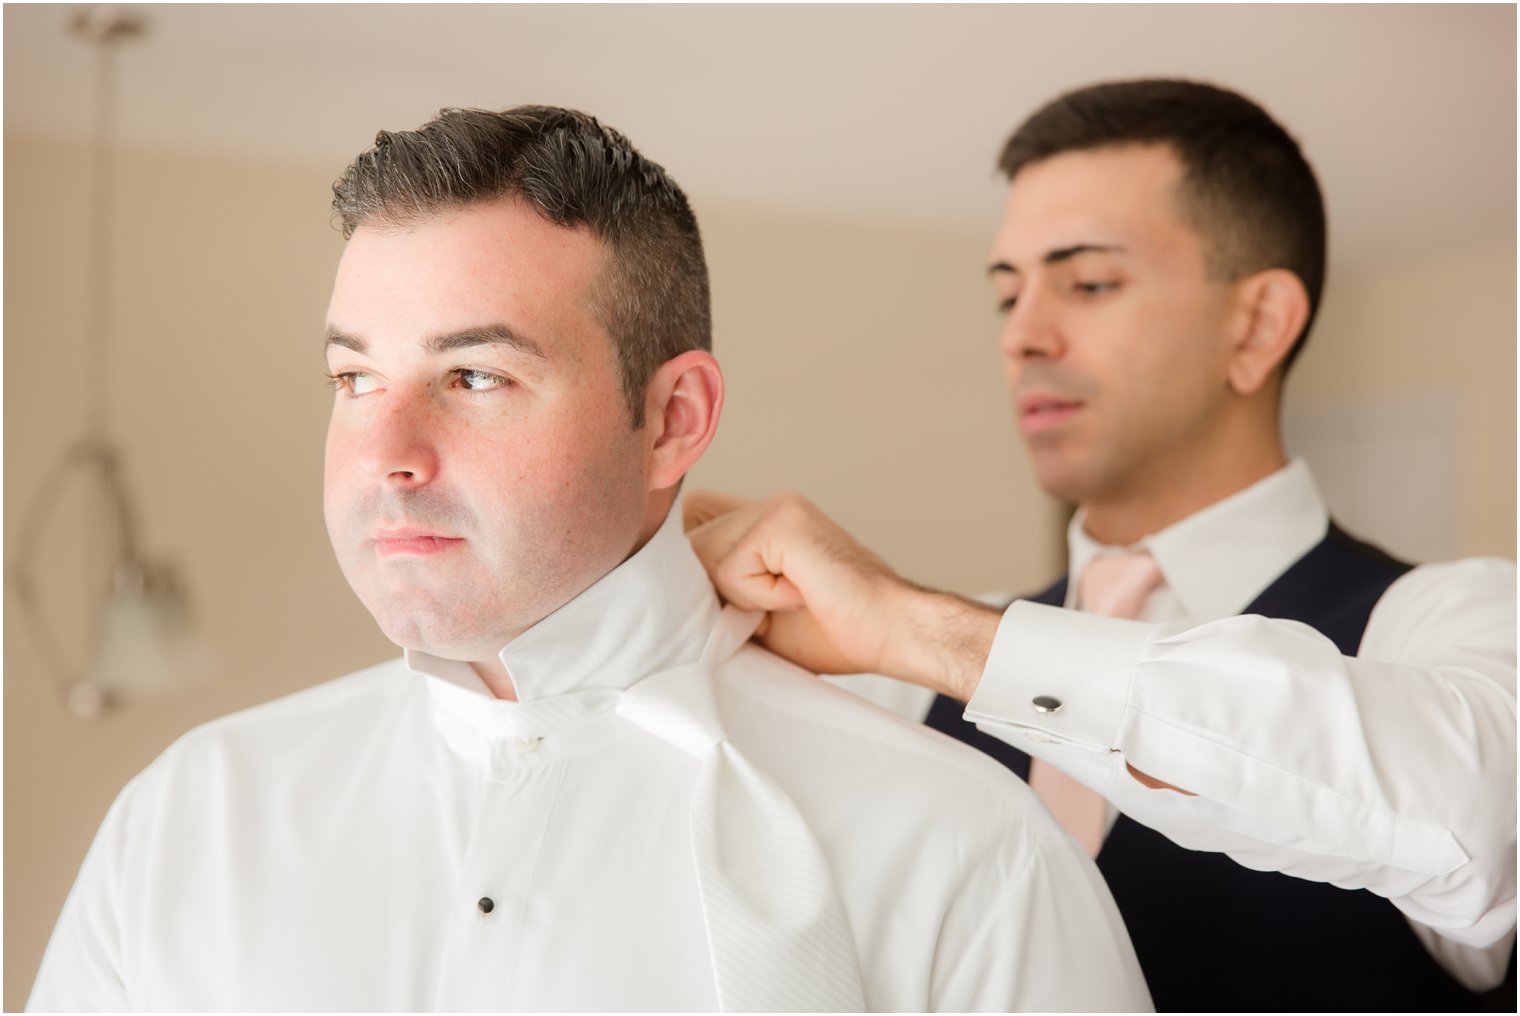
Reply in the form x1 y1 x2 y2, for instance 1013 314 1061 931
1287 246 1517 560
4 131 1513 1007
4 135 390 1008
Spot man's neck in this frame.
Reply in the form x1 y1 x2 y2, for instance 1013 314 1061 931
1081 434 1288 547
470 657 520 701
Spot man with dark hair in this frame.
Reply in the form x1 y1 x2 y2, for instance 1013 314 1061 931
331 106 712 427
28 105 1148 1012
997 79 1327 372
687 79 1516 1010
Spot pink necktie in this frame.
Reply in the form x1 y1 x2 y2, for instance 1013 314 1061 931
1027 551 1164 856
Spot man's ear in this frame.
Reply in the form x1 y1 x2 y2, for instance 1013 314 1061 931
1226 268 1310 396
643 350 724 491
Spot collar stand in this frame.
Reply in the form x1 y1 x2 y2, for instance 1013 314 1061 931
407 499 721 713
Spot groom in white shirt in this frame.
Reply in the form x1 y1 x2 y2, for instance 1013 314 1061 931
28 104 1148 1012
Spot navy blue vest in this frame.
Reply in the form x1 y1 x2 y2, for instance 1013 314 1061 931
925 523 1515 1011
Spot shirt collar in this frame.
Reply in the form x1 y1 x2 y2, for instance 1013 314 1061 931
1067 458 1329 623
405 498 722 706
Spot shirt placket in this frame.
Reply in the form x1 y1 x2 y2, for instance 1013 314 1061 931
431 743 565 1012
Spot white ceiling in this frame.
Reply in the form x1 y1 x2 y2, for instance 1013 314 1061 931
4 4 1515 272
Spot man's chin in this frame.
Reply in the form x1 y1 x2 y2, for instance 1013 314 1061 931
370 611 505 663
1028 454 1095 506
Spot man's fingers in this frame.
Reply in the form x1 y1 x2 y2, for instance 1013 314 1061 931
688 507 806 614
683 489 752 532
761 608 860 675
1125 762 1196 796
688 499 805 611
716 552 806 613
687 513 752 588
684 489 900 677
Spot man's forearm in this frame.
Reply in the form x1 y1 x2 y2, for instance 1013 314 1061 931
968 562 1518 944
883 583 1002 702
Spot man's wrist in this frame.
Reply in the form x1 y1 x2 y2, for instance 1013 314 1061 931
883 584 1001 702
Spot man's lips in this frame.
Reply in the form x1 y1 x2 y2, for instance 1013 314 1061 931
372 527 465 557
1017 394 1084 434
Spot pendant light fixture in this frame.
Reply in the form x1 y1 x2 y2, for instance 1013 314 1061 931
9 6 209 719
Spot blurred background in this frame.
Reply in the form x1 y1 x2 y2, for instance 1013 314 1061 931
4 4 1514 1005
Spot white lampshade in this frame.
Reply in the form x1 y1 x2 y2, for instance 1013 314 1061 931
78 560 211 714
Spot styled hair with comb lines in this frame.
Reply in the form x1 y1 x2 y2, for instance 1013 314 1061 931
999 79 1326 372
333 105 710 426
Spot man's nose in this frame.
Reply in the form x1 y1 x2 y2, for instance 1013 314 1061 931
999 285 1065 362
359 390 440 486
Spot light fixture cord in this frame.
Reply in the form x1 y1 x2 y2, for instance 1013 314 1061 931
86 18 118 447
6 9 144 702
83 23 119 672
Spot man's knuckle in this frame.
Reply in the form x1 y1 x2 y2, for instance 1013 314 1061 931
772 492 814 525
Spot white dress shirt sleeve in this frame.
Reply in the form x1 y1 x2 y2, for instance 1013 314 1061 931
965 556 1517 951
27 779 136 1012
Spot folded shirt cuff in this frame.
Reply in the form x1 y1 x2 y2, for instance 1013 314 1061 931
964 600 1150 752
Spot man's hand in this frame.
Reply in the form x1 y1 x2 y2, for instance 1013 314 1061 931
683 491 1000 701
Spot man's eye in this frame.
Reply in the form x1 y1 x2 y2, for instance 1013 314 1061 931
996 295 1019 314
1073 280 1119 296
453 368 512 392
326 371 381 396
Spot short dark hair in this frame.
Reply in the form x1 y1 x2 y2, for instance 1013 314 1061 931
999 79 1326 372
332 105 709 426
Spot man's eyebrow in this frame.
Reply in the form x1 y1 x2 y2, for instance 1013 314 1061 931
987 243 1128 276
322 324 549 360
425 323 548 360
324 328 366 354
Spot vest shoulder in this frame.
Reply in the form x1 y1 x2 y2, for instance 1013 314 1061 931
1320 522 1415 572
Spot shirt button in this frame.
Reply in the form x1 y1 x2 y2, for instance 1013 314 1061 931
1032 695 1063 714
515 735 542 753
478 897 495 914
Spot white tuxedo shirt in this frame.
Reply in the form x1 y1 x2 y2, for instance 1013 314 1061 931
30 505 1149 1012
